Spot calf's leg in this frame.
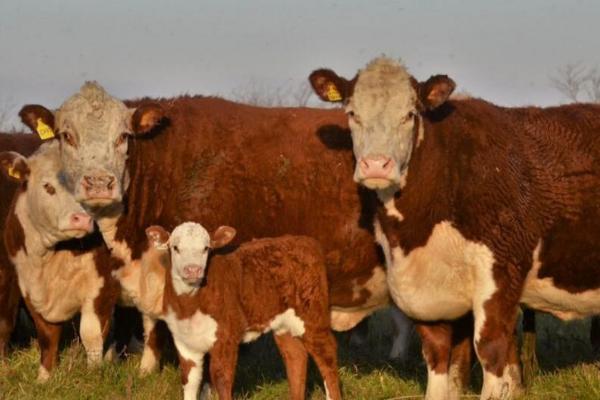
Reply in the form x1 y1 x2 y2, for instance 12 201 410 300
303 329 342 400
274 333 308 400
24 299 62 382
139 314 162 375
209 339 239 400
174 341 205 400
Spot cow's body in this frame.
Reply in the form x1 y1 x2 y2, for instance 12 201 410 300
0 132 40 356
310 58 600 399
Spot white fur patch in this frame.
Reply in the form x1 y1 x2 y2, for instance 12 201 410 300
377 188 404 222
387 220 494 322
79 301 103 365
269 308 306 337
37 365 50 383
480 364 521 400
425 367 451 400
521 240 600 319
164 308 218 355
242 331 262 343
351 265 388 305
139 315 159 376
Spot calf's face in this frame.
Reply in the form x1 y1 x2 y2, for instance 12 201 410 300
309 57 455 190
145 222 236 289
19 82 164 210
0 142 94 244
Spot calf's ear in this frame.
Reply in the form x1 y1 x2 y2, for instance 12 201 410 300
130 103 165 135
418 75 456 110
309 69 356 103
210 226 236 249
145 225 170 250
0 151 30 183
19 105 56 140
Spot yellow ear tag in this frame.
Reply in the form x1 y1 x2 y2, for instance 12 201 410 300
326 84 342 102
7 165 20 180
36 119 55 140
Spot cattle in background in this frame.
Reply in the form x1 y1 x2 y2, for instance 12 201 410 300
309 57 600 399
0 142 121 380
19 82 408 373
0 132 40 357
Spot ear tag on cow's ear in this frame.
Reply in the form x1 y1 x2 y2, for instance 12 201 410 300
326 83 342 102
36 118 55 140
7 165 20 180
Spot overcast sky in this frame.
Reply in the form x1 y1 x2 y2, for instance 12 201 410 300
1 0 600 129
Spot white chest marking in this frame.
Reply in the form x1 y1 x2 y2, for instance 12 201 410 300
164 308 218 356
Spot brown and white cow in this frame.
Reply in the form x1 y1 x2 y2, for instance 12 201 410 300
19 83 405 372
0 132 41 357
0 141 121 380
309 57 600 399
116 222 341 400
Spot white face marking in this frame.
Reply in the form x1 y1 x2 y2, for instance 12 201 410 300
522 240 600 319
269 308 306 337
386 221 494 322
168 222 211 295
347 57 420 189
54 82 135 205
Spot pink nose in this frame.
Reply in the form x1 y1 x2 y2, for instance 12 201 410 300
359 156 395 179
69 212 93 232
183 265 204 280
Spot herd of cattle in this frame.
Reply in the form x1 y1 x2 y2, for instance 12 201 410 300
0 56 598 400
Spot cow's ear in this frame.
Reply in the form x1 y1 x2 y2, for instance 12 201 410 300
418 75 456 110
309 69 356 103
0 151 30 183
130 103 164 135
19 105 56 140
145 225 170 250
210 226 236 249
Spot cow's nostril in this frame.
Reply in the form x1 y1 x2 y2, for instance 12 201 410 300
107 176 115 189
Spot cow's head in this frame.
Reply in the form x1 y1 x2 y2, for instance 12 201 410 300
19 82 164 209
0 142 94 246
309 57 455 190
145 222 236 294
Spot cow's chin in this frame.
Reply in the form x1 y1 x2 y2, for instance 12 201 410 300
60 229 92 239
361 178 395 190
80 196 121 209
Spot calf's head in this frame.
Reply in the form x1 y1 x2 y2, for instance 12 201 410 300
145 222 236 293
309 57 455 190
19 82 164 209
0 142 94 245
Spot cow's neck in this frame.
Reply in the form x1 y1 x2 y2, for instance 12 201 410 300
95 204 133 264
12 195 54 260
162 265 204 316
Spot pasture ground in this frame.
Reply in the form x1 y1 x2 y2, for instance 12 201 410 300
1 310 599 399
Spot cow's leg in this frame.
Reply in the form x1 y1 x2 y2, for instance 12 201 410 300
174 341 204 400
303 329 342 400
209 339 239 400
25 300 62 382
449 314 473 393
590 316 600 356
80 301 104 365
389 306 413 360
473 263 523 400
520 308 538 386
274 333 308 400
0 271 20 358
416 321 460 400
139 314 161 375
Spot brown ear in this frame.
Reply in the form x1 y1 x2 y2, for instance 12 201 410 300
210 226 236 249
130 103 164 134
0 151 30 183
309 69 356 103
145 225 170 249
418 75 456 110
19 105 56 140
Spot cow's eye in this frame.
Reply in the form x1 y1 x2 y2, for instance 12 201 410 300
204 246 209 251
173 246 179 253
115 132 128 147
61 131 76 147
43 183 56 195
346 110 355 117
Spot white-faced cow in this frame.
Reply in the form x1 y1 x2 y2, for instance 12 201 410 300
309 57 600 399
19 82 410 372
116 222 341 400
0 141 121 381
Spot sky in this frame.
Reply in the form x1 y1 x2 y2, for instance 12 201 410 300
1 0 600 130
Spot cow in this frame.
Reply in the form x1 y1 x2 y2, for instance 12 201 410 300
116 222 341 400
0 141 121 381
18 82 408 373
308 56 600 399
0 132 41 357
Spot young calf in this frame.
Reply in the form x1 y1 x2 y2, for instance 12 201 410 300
117 222 341 400
0 142 120 381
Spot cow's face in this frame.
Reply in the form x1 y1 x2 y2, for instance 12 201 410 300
19 82 164 210
0 142 94 245
145 223 236 292
309 57 455 190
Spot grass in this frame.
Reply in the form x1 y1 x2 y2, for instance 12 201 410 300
1 310 599 399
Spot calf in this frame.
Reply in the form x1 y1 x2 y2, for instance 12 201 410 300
309 57 600 399
0 141 120 381
116 222 341 400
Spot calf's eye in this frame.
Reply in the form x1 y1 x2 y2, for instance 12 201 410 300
173 246 179 253
43 183 56 195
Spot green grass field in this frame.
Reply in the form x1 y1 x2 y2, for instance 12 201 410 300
1 310 599 399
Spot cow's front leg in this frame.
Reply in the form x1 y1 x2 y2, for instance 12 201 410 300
174 340 204 400
139 314 161 375
80 301 104 365
209 338 239 400
473 262 523 400
24 299 62 382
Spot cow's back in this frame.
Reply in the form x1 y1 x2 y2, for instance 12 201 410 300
118 97 383 312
